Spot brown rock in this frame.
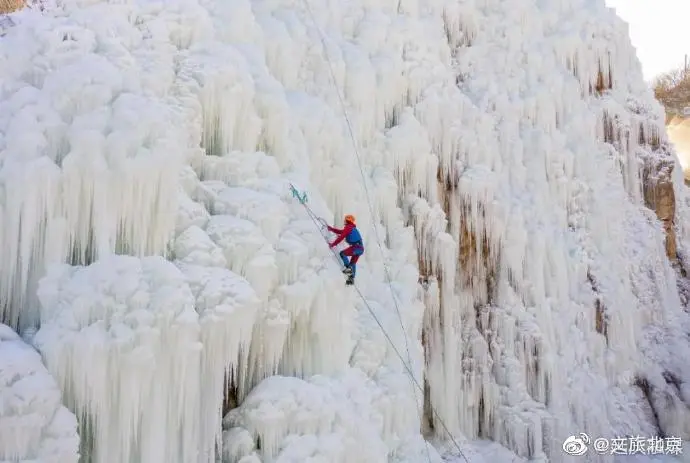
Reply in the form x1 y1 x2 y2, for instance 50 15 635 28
0 0 24 14
642 157 677 261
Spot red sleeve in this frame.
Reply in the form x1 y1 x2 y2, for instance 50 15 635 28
330 223 353 247
327 225 343 233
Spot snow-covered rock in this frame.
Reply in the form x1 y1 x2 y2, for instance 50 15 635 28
0 0 689 462
0 324 79 463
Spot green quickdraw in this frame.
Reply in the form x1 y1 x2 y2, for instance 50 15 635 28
289 183 307 205
288 183 341 267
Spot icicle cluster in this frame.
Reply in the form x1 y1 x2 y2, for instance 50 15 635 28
0 2 193 330
387 0 690 460
32 255 260 463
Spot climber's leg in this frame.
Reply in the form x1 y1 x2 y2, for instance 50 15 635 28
339 249 351 271
342 245 364 277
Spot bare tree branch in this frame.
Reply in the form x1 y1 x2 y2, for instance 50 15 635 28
654 65 690 119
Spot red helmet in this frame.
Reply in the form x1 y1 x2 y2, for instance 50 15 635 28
344 214 355 224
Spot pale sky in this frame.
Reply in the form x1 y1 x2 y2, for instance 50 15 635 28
605 0 690 81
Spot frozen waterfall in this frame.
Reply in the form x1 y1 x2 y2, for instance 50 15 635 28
1 0 689 461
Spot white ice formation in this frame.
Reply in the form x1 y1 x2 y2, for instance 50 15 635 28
0 324 79 462
1 0 690 462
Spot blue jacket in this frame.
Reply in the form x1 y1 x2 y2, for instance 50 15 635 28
328 223 364 248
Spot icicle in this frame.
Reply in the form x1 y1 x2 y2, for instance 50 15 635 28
279 266 355 379
178 44 262 157
241 298 291 400
176 263 260 462
0 157 61 329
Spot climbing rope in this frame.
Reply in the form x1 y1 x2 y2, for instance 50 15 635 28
290 184 470 463
296 3 434 462
296 1 471 462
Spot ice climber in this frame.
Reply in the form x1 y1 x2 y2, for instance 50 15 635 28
328 214 364 285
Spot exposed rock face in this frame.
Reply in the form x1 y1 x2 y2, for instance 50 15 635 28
642 155 678 261
0 0 24 14
602 106 680 264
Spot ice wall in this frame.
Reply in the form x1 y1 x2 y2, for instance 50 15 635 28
405 0 690 459
1 0 690 462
